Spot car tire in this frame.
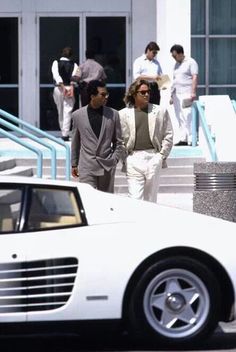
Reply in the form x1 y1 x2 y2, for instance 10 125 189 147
128 256 221 346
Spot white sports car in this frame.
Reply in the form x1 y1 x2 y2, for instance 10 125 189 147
0 176 235 345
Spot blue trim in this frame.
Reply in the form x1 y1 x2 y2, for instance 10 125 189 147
0 109 70 180
0 128 43 177
192 101 218 161
231 100 236 112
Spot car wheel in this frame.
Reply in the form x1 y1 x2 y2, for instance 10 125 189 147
128 256 220 345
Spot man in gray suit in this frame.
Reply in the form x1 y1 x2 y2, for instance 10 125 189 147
71 80 123 193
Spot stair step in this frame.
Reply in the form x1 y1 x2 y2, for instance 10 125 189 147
159 184 194 193
167 157 205 166
16 158 67 167
0 166 33 177
161 165 193 175
114 183 194 194
160 175 194 185
0 157 16 171
31 166 68 176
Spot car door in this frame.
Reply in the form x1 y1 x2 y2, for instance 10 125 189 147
0 186 27 322
22 184 87 321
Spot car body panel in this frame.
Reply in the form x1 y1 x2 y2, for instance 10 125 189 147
0 176 235 326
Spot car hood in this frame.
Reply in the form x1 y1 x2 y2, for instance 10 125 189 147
78 185 235 232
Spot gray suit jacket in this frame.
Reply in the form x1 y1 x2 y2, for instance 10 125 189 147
71 106 124 176
119 103 173 168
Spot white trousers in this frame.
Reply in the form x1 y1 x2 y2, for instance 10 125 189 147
53 87 75 137
126 150 162 203
172 92 192 143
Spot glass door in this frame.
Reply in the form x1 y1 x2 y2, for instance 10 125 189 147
39 17 80 131
0 18 18 116
86 16 127 110
39 14 128 131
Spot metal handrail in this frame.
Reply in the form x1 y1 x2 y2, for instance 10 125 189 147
0 117 57 178
192 101 218 161
231 100 236 112
0 127 43 177
0 109 71 180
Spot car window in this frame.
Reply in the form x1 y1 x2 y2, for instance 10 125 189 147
0 189 22 233
27 187 83 230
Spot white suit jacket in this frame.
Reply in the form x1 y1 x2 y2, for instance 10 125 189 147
119 103 173 168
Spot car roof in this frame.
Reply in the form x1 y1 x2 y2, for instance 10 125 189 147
0 175 91 190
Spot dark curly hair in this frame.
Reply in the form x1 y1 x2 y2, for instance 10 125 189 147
87 80 106 98
123 79 150 107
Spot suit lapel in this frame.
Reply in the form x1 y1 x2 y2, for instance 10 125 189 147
97 114 105 146
148 104 157 141
129 108 136 140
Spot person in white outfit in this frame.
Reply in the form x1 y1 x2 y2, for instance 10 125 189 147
119 79 173 203
51 47 79 141
170 44 198 146
133 41 162 105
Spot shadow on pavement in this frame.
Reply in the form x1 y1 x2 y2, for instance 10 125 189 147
1 329 236 352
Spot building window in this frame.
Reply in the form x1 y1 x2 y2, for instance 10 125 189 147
191 0 236 98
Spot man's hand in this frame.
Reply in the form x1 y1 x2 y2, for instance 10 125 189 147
191 93 197 101
64 85 74 98
71 166 79 178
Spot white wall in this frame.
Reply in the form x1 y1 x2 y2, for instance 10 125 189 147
131 0 157 67
156 0 191 76
156 0 191 142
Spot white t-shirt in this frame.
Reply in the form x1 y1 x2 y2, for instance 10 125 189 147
172 57 198 94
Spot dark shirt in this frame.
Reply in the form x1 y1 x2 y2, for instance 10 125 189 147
87 105 103 139
134 107 154 150
58 60 74 85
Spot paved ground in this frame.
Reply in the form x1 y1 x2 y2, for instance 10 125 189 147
157 192 193 211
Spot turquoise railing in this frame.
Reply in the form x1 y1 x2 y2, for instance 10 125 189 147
0 127 43 177
192 101 218 161
0 109 71 180
232 100 236 112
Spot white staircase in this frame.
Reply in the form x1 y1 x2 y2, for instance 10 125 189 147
14 157 68 179
0 145 206 199
114 154 205 195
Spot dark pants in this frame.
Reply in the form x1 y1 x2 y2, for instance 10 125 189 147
149 82 160 105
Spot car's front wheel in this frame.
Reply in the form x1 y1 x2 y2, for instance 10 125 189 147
128 256 221 345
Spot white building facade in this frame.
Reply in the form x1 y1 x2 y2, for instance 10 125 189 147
0 0 235 132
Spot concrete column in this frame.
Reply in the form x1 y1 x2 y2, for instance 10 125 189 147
193 162 236 222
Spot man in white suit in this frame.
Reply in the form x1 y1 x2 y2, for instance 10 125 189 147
119 79 173 203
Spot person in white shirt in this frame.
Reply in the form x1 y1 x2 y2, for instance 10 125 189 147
133 42 162 105
51 47 79 141
170 44 198 146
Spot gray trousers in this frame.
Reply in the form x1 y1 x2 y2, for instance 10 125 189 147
79 167 116 193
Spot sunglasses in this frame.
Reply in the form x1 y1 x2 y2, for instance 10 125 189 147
99 92 109 98
137 90 150 96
